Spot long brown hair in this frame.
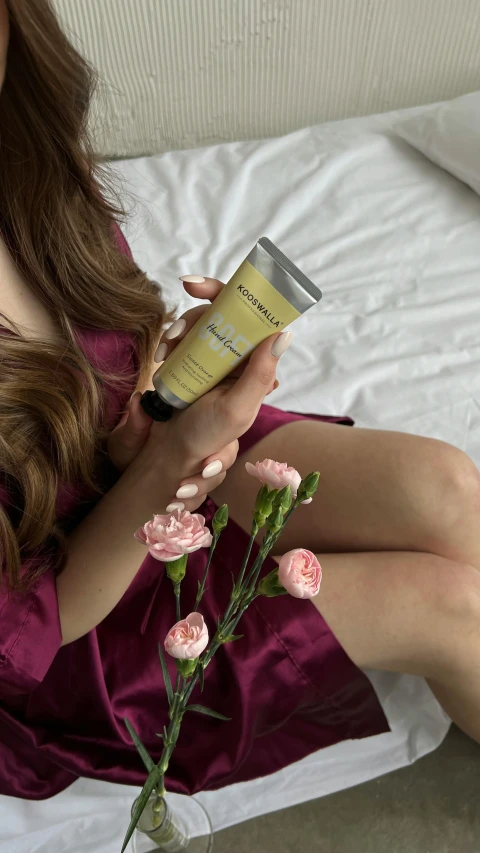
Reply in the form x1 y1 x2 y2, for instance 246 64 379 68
0 0 169 590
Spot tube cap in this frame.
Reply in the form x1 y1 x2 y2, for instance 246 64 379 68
140 390 174 422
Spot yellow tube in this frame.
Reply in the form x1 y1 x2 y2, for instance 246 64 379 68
141 237 322 420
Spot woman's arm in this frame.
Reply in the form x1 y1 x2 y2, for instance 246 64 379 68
56 450 179 645
58 329 282 645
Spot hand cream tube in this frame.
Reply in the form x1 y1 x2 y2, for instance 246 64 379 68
140 237 322 421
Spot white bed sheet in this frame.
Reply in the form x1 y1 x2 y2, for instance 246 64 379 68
4 100 480 850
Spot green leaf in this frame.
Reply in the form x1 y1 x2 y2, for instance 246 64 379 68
124 718 155 773
158 643 174 705
223 634 243 642
198 663 205 693
121 767 160 853
187 703 231 721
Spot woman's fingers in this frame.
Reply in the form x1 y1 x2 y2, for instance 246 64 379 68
221 332 291 425
155 277 225 361
165 439 239 512
155 305 207 362
165 471 227 513
107 391 153 471
201 439 239 478
180 276 224 303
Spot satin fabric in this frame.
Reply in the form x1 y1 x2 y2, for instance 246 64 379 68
0 231 388 800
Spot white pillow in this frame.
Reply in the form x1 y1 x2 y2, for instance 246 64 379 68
395 91 480 197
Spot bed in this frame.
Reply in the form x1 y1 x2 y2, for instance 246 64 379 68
3 91 480 851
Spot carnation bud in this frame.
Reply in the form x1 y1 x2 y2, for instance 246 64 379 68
273 485 293 514
266 506 284 534
254 484 278 515
297 471 320 503
212 504 228 535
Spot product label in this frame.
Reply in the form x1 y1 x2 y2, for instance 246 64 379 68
154 260 301 405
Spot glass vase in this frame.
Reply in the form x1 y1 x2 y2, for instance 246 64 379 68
132 792 213 853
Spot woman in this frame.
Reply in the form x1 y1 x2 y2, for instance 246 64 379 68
0 0 479 802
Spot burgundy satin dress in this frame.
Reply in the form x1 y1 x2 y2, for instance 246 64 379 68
0 230 388 800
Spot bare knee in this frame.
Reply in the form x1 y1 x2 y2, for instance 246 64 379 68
437 443 480 510
429 562 480 677
410 439 480 554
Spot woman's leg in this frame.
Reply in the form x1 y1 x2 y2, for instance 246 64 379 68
306 551 480 743
212 419 480 742
214 420 480 567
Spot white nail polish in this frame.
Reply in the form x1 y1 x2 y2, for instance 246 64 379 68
164 318 187 340
202 459 223 479
180 275 206 284
271 331 293 358
166 501 185 513
154 342 168 363
176 483 199 499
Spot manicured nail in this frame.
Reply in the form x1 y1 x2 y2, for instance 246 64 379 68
180 275 206 284
271 331 292 358
202 459 223 479
154 342 168 363
176 483 199 499
164 318 186 340
166 501 185 513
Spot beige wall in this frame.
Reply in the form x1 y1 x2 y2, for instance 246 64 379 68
54 0 480 158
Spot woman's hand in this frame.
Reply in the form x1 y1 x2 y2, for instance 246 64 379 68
136 330 287 512
107 391 154 473
107 276 285 512
107 278 226 474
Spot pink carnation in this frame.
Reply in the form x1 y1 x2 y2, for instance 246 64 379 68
165 613 209 660
278 549 322 599
245 458 302 496
135 510 212 563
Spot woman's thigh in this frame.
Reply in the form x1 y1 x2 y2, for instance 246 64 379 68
212 419 480 564
300 551 480 676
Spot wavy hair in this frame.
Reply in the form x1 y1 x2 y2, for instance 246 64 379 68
0 0 169 589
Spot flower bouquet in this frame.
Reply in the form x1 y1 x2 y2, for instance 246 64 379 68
122 460 321 853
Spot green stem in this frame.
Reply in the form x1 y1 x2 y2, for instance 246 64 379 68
173 583 181 623
221 525 257 627
241 533 273 591
193 534 218 612
149 505 302 808
236 525 258 591
241 501 298 591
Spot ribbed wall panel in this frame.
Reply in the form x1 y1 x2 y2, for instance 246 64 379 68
54 0 480 157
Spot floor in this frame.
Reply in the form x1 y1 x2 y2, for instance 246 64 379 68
216 727 480 853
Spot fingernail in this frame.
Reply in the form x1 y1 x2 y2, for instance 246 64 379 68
271 331 292 358
154 342 168 363
166 501 185 513
176 483 199 499
164 318 187 340
202 459 223 479
180 275 206 284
